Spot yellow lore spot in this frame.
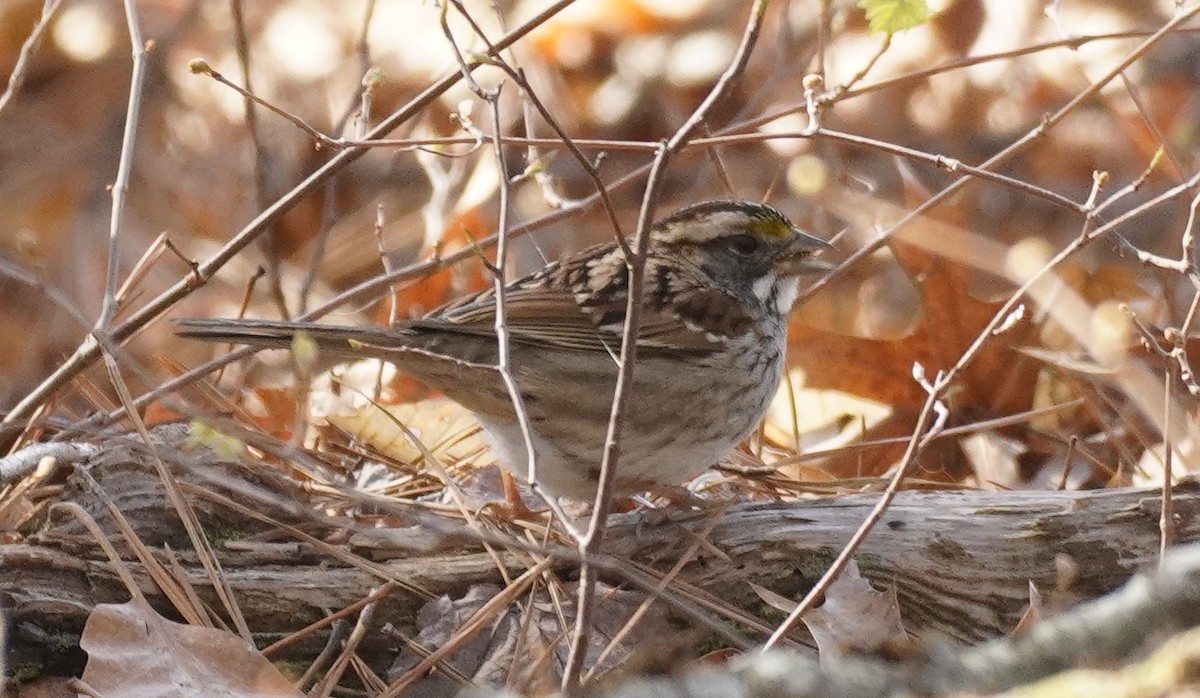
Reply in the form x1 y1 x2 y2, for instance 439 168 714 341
747 212 794 239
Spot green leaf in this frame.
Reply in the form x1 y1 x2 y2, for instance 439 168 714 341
858 0 930 34
291 329 320 376
186 420 245 459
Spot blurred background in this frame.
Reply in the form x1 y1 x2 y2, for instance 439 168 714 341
2 0 1199 488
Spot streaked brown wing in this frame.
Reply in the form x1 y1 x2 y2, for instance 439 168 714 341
412 280 721 354
410 284 611 351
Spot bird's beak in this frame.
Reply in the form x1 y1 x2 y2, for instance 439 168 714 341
780 229 835 275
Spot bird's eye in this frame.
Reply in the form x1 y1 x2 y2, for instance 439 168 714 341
728 234 761 256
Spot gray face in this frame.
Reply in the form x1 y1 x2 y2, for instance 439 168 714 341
651 201 830 320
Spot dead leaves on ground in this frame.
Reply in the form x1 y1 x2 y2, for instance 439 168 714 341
78 600 301 698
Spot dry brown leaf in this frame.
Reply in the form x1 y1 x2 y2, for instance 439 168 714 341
930 0 986 56
328 398 490 468
1012 580 1044 636
388 581 675 694
242 387 302 440
961 430 1025 490
789 231 1041 477
79 599 301 697
790 185 1173 480
383 206 494 323
801 560 909 662
793 231 1038 409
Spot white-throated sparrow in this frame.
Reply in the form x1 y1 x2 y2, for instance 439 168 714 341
177 201 831 500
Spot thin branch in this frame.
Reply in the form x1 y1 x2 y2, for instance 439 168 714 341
300 2 380 314
0 0 64 115
764 370 948 648
796 3 1200 305
436 0 591 566
97 0 149 328
0 0 581 433
562 150 667 690
563 0 771 687
764 4 1200 649
446 0 625 243
189 59 338 149
229 0 290 319
1162 360 1176 565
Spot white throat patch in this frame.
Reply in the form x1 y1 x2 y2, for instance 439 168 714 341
774 278 800 314
755 275 800 314
751 275 775 304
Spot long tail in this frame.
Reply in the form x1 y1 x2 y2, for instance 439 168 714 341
174 317 405 357
176 318 504 403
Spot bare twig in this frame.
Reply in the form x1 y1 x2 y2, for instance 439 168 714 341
831 32 892 97
435 0 584 551
189 58 338 149
381 561 551 696
1 0 580 434
1117 72 1187 182
97 0 149 329
229 0 290 319
446 0 625 243
1162 361 1176 565
562 148 670 689
300 2 381 313
585 512 726 681
795 4 1200 305
0 0 64 115
563 0 772 687
93 336 252 639
761 4 1200 650
764 368 949 648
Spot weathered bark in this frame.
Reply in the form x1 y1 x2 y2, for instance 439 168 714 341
591 542 1200 698
2 431 1196 673
606 484 1194 642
